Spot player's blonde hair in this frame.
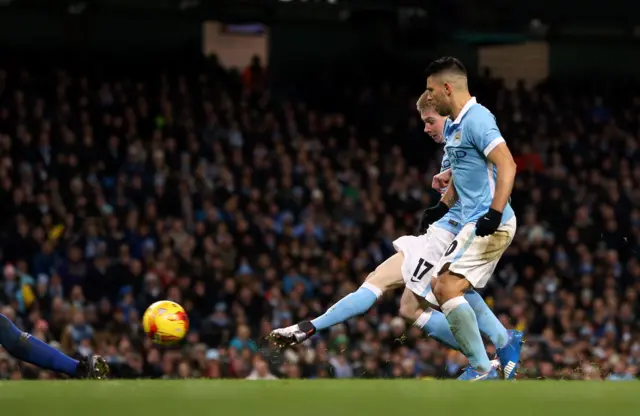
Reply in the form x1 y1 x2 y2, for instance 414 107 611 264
416 91 433 112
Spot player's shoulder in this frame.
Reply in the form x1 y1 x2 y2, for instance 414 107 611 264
462 105 497 135
466 103 496 124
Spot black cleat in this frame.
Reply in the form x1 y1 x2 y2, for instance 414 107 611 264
77 355 110 379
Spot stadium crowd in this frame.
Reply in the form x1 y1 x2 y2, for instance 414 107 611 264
0 55 639 381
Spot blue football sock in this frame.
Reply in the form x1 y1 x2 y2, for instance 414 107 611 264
465 290 508 349
311 283 380 331
441 297 492 373
414 309 461 351
0 313 79 377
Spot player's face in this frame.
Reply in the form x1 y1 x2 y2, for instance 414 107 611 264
420 108 445 143
425 76 452 117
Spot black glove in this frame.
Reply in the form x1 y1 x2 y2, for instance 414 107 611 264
475 208 502 237
416 201 450 234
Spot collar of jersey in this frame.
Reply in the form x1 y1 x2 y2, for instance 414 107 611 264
451 96 477 125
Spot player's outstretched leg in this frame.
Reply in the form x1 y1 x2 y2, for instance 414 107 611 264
270 253 405 346
0 313 109 379
270 283 382 346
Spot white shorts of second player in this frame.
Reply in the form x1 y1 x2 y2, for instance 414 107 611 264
432 216 517 289
392 225 456 298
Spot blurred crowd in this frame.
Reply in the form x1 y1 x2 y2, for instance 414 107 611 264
0 54 639 381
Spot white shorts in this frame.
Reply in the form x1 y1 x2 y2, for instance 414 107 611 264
432 216 517 288
393 225 456 298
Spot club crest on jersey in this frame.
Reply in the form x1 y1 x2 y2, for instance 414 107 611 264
453 130 462 144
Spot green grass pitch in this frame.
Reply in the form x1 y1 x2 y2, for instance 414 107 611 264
0 380 638 416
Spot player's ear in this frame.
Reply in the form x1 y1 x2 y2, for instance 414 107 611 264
443 82 453 96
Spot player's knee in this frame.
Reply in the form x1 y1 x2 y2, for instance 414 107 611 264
398 303 411 321
365 270 401 292
398 302 420 322
363 272 386 292
433 271 468 302
364 271 376 283
432 278 449 302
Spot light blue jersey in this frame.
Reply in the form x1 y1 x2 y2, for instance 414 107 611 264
433 151 463 235
443 97 515 225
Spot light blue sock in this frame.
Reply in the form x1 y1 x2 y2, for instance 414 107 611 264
414 309 461 351
311 284 380 331
465 290 509 349
442 297 492 373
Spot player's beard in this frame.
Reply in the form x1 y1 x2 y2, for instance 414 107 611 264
434 98 451 117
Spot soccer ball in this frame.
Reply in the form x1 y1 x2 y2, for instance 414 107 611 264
142 300 189 345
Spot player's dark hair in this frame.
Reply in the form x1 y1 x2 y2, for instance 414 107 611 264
425 57 467 78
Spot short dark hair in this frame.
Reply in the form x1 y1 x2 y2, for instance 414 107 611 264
425 57 467 78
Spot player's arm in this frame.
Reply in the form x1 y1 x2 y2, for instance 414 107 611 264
440 175 458 208
470 110 516 236
486 143 516 212
432 168 452 193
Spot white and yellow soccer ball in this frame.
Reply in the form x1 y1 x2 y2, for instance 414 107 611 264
142 300 189 345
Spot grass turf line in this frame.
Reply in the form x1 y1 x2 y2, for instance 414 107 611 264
0 380 638 416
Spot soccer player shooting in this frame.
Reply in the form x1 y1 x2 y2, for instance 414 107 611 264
269 93 510 381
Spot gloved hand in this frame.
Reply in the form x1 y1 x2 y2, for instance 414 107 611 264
416 202 450 235
475 208 502 237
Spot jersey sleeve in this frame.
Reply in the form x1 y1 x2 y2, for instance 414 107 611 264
467 109 505 157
